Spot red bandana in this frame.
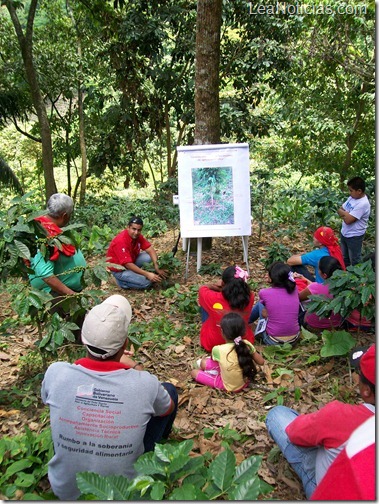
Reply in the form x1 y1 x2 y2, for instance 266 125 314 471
35 215 76 261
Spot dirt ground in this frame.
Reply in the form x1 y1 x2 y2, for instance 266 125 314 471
0 222 374 500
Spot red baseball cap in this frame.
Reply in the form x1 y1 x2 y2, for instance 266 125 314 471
359 345 376 385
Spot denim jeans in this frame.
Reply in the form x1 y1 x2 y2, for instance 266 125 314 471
143 383 178 452
200 306 209 323
112 252 152 289
290 264 315 282
266 406 317 499
340 234 365 267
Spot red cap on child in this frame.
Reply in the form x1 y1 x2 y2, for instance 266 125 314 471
360 345 375 385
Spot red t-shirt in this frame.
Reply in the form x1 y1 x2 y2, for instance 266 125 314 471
106 230 151 272
198 286 255 352
310 416 375 501
286 401 374 449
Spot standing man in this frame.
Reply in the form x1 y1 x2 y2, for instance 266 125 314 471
106 216 168 289
41 294 178 500
337 176 371 266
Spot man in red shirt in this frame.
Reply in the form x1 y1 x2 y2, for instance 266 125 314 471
310 415 375 500
265 345 375 499
107 216 168 289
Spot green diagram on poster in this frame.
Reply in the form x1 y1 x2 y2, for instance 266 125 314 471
177 143 251 238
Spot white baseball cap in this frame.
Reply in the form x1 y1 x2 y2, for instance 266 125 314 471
81 295 132 359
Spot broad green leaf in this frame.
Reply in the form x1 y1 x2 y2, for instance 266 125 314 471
208 448 235 491
14 471 35 487
320 330 356 357
77 472 131 499
228 476 262 500
301 327 318 340
169 483 208 500
134 452 167 476
150 480 166 500
234 455 262 485
14 239 31 260
5 458 33 478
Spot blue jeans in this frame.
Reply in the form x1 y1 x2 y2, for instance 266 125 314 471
340 234 365 267
266 406 317 499
290 264 315 282
143 383 178 452
200 306 209 323
112 252 152 289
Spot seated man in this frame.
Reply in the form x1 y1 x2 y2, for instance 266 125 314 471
310 415 375 500
106 216 168 289
41 294 178 500
265 345 375 499
29 193 86 296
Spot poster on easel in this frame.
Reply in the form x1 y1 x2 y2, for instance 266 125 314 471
177 143 251 238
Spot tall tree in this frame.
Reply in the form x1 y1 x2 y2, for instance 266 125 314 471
4 0 57 200
194 0 222 144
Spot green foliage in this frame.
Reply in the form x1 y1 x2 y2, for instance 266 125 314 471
306 259 375 323
76 439 273 500
261 242 291 269
320 330 356 358
0 427 54 500
198 262 223 276
160 283 199 320
128 314 197 350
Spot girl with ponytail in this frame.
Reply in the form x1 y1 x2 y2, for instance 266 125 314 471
191 313 264 392
249 261 301 346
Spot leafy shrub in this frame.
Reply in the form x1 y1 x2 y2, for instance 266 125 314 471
0 427 54 500
198 262 223 275
76 439 273 500
306 259 375 323
261 242 291 269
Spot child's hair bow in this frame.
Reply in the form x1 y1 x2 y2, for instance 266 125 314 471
234 265 249 282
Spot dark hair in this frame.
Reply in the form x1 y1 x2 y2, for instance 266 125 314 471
347 176 365 192
221 266 252 310
268 261 296 294
220 313 257 382
360 371 375 396
128 216 143 226
319 256 342 278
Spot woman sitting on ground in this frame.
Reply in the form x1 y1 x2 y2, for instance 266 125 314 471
287 226 345 283
198 265 255 352
296 256 343 330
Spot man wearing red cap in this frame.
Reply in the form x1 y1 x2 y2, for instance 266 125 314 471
265 345 375 499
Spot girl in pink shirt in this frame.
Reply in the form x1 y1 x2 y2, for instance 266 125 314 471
296 256 342 329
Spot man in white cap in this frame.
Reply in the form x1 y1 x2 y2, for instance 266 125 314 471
41 295 178 500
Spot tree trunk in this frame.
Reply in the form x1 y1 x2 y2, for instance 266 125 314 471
194 0 222 145
193 0 222 251
6 0 57 202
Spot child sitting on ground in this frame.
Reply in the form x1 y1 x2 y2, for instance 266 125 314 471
295 256 343 330
249 261 301 345
191 312 264 392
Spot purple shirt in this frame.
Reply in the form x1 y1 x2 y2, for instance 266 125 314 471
259 286 300 337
